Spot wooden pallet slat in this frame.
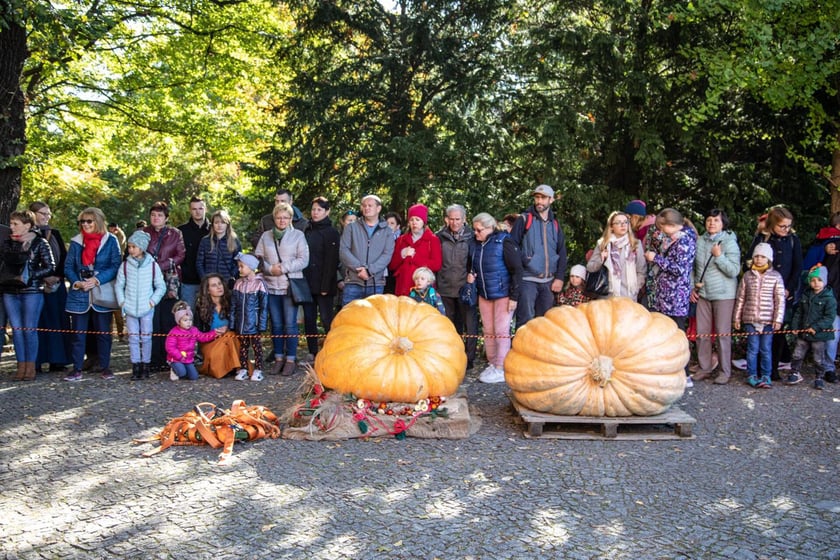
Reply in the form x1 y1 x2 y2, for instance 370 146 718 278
510 396 696 440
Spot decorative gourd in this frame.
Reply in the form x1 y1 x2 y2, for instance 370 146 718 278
505 297 688 417
314 294 467 402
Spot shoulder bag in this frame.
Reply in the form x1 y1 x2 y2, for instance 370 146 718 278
274 238 313 304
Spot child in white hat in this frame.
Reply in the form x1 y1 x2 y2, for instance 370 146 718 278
733 243 786 388
116 229 166 380
556 264 591 307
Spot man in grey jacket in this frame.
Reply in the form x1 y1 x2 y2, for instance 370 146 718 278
436 204 477 370
339 195 395 305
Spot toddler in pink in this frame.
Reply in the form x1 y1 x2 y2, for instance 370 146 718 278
166 301 217 381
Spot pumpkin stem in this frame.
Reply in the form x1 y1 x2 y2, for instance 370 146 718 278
391 336 414 354
589 356 614 387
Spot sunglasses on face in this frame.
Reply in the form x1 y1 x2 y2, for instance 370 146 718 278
78 219 94 225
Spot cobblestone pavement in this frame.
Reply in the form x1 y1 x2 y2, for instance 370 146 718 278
1 338 839 560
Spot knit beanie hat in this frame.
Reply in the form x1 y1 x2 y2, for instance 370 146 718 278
808 265 828 285
407 204 429 225
173 303 193 325
624 200 647 216
127 230 150 252
236 252 260 272
570 264 587 280
752 243 774 263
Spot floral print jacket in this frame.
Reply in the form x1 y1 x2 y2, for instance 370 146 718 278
647 226 697 317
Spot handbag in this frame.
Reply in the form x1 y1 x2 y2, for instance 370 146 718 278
584 266 610 298
91 280 119 309
272 237 312 304
287 275 313 304
459 282 478 306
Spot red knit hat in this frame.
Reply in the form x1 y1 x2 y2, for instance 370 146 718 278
407 204 428 224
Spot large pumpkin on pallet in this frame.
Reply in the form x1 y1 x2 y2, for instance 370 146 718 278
315 294 467 402
505 297 688 417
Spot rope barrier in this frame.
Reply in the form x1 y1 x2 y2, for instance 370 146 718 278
1 325 831 340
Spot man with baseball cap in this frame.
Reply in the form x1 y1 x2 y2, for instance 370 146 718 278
509 184 567 327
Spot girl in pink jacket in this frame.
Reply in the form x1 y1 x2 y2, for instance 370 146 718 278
166 301 217 381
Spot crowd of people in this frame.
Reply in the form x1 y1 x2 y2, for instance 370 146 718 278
1 187 837 392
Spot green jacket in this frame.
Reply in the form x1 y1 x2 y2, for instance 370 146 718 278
693 230 741 301
792 286 837 342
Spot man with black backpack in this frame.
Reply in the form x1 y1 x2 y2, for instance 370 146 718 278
509 184 567 328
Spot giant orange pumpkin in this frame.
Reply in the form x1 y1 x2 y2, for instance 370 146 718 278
314 294 467 402
505 297 688 416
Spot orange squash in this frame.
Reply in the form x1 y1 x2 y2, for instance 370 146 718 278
314 294 467 402
505 297 688 416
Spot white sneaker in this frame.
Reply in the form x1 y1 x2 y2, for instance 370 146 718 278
169 368 179 381
685 376 694 388
479 365 506 384
778 362 792 371
250 369 264 382
235 369 249 381
732 359 747 370
478 364 496 379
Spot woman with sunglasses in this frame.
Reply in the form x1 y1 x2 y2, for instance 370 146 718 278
63 207 121 381
586 211 647 300
747 206 802 381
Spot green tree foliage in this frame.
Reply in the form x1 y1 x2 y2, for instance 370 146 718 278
19 0 287 236
261 0 514 218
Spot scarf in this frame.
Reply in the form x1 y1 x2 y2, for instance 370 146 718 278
752 262 770 273
273 227 287 241
605 234 638 297
81 231 104 266
11 230 37 252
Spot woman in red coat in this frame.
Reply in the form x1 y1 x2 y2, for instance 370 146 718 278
389 204 442 297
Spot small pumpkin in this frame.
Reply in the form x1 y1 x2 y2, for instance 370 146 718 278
314 294 467 402
505 297 688 417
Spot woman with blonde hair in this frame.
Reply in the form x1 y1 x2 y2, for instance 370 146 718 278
63 207 121 381
465 212 523 384
197 209 242 287
586 211 646 300
255 202 310 376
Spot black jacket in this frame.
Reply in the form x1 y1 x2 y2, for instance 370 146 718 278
178 218 211 284
1 232 56 294
303 217 340 296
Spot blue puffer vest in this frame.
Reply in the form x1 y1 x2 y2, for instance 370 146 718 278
473 231 510 300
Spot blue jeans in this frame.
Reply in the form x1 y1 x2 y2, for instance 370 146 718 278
827 314 840 363
745 324 773 380
515 280 555 329
70 310 113 371
4 292 44 362
171 361 199 380
179 283 199 310
341 283 384 306
126 310 154 364
268 293 299 359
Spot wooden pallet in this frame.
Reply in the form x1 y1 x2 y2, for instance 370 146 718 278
510 396 696 440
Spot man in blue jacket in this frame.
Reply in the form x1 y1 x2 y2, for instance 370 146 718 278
509 184 567 328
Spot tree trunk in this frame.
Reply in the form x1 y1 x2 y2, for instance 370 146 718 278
0 14 27 224
831 137 840 215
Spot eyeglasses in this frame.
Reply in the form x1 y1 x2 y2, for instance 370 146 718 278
776 224 792 230
78 219 94 225
611 220 629 226
37 210 52 217
473 226 490 233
